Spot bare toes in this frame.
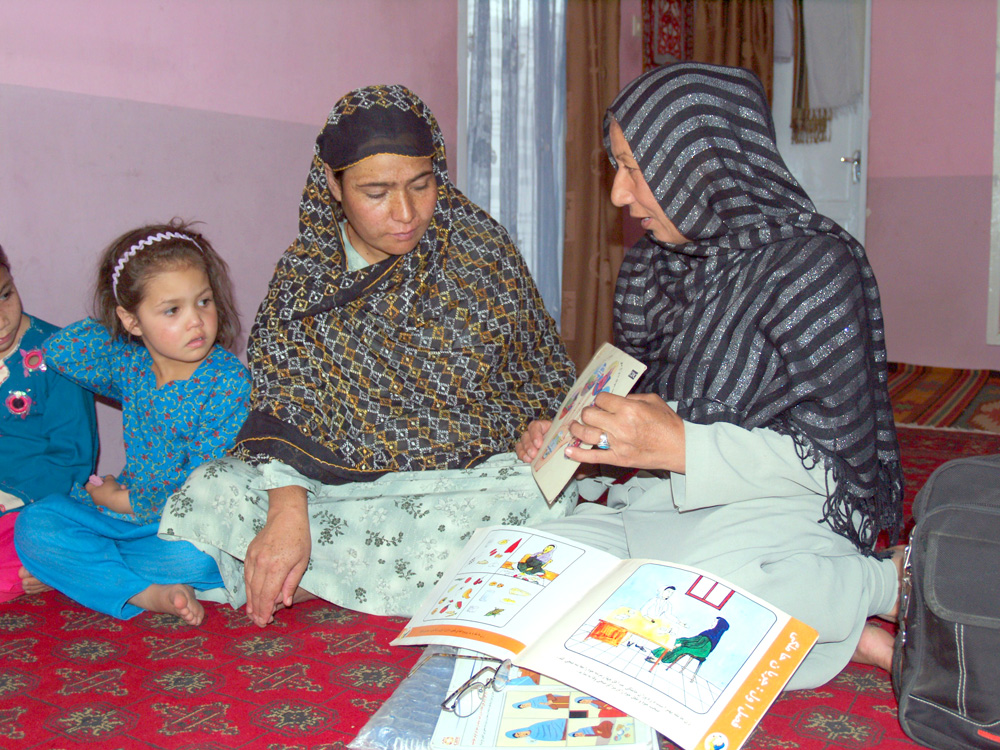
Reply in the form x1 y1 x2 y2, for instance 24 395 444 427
852 622 894 672
18 568 52 596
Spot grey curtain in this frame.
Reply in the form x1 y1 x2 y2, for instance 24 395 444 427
466 0 567 322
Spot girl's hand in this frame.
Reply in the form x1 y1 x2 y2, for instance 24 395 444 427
86 475 133 513
565 392 685 473
515 420 551 463
244 486 311 628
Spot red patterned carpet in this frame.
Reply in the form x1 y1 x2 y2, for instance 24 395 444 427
3 425 999 750
1 597 415 749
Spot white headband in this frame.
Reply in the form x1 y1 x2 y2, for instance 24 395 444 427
111 231 199 300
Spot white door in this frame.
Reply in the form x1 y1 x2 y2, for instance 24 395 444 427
771 0 871 244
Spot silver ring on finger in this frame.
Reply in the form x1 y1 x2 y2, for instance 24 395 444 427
596 432 610 450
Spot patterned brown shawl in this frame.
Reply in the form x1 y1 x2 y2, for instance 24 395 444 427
232 85 574 483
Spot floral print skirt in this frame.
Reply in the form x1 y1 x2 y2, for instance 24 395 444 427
159 454 573 617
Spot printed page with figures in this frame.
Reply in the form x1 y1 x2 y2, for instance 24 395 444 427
393 526 818 750
394 526 619 658
432 657 657 750
531 343 647 504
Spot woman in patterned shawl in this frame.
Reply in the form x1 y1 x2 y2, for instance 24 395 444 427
163 85 575 624
518 63 904 687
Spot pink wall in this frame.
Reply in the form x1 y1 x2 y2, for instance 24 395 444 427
1 0 459 474
617 0 1000 370
0 0 458 142
867 0 999 369
868 0 994 180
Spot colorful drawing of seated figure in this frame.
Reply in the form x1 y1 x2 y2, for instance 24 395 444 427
626 585 676 651
517 545 555 576
575 697 627 717
507 667 543 686
558 387 581 419
513 693 570 710
639 585 675 623
647 616 730 670
571 720 614 738
538 361 622 471
506 718 567 741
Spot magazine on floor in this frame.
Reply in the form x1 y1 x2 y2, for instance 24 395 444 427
392 526 818 750
432 656 658 749
531 342 647 504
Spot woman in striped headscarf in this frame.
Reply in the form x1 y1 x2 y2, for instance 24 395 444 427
518 62 904 688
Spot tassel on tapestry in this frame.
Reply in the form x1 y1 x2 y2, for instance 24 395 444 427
790 0 831 143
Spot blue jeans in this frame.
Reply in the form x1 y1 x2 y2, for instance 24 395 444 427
14 495 223 619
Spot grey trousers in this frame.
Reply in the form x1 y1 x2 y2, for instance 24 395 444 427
536 420 897 690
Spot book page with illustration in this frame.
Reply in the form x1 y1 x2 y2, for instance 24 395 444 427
394 526 817 750
431 657 657 750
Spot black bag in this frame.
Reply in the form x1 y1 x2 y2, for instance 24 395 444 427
892 455 1000 749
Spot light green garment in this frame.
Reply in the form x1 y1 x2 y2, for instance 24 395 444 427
160 453 573 617
536 419 898 690
341 220 371 272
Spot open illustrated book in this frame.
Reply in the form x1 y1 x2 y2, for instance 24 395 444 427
432 654 659 749
531 343 647 504
392 526 818 750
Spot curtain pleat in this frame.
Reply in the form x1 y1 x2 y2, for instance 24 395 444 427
560 0 623 370
465 0 566 320
693 0 774 103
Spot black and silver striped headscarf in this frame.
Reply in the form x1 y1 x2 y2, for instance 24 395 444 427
607 63 902 553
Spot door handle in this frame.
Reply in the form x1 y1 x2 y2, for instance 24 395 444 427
840 150 862 183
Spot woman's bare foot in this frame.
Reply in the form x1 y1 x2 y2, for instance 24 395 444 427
878 545 907 622
129 584 205 625
852 622 894 671
274 586 318 612
18 566 52 595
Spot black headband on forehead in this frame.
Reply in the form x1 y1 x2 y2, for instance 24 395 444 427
316 102 435 172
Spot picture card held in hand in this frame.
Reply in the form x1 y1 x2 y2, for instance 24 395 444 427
531 343 646 503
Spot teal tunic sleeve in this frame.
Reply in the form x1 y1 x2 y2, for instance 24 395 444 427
0 315 98 508
21 346 99 501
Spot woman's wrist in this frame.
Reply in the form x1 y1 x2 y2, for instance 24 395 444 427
265 485 309 519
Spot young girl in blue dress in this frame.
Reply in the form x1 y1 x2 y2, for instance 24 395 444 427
0 244 98 602
14 223 250 624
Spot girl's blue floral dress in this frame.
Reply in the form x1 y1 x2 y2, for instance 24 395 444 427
14 318 249 619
